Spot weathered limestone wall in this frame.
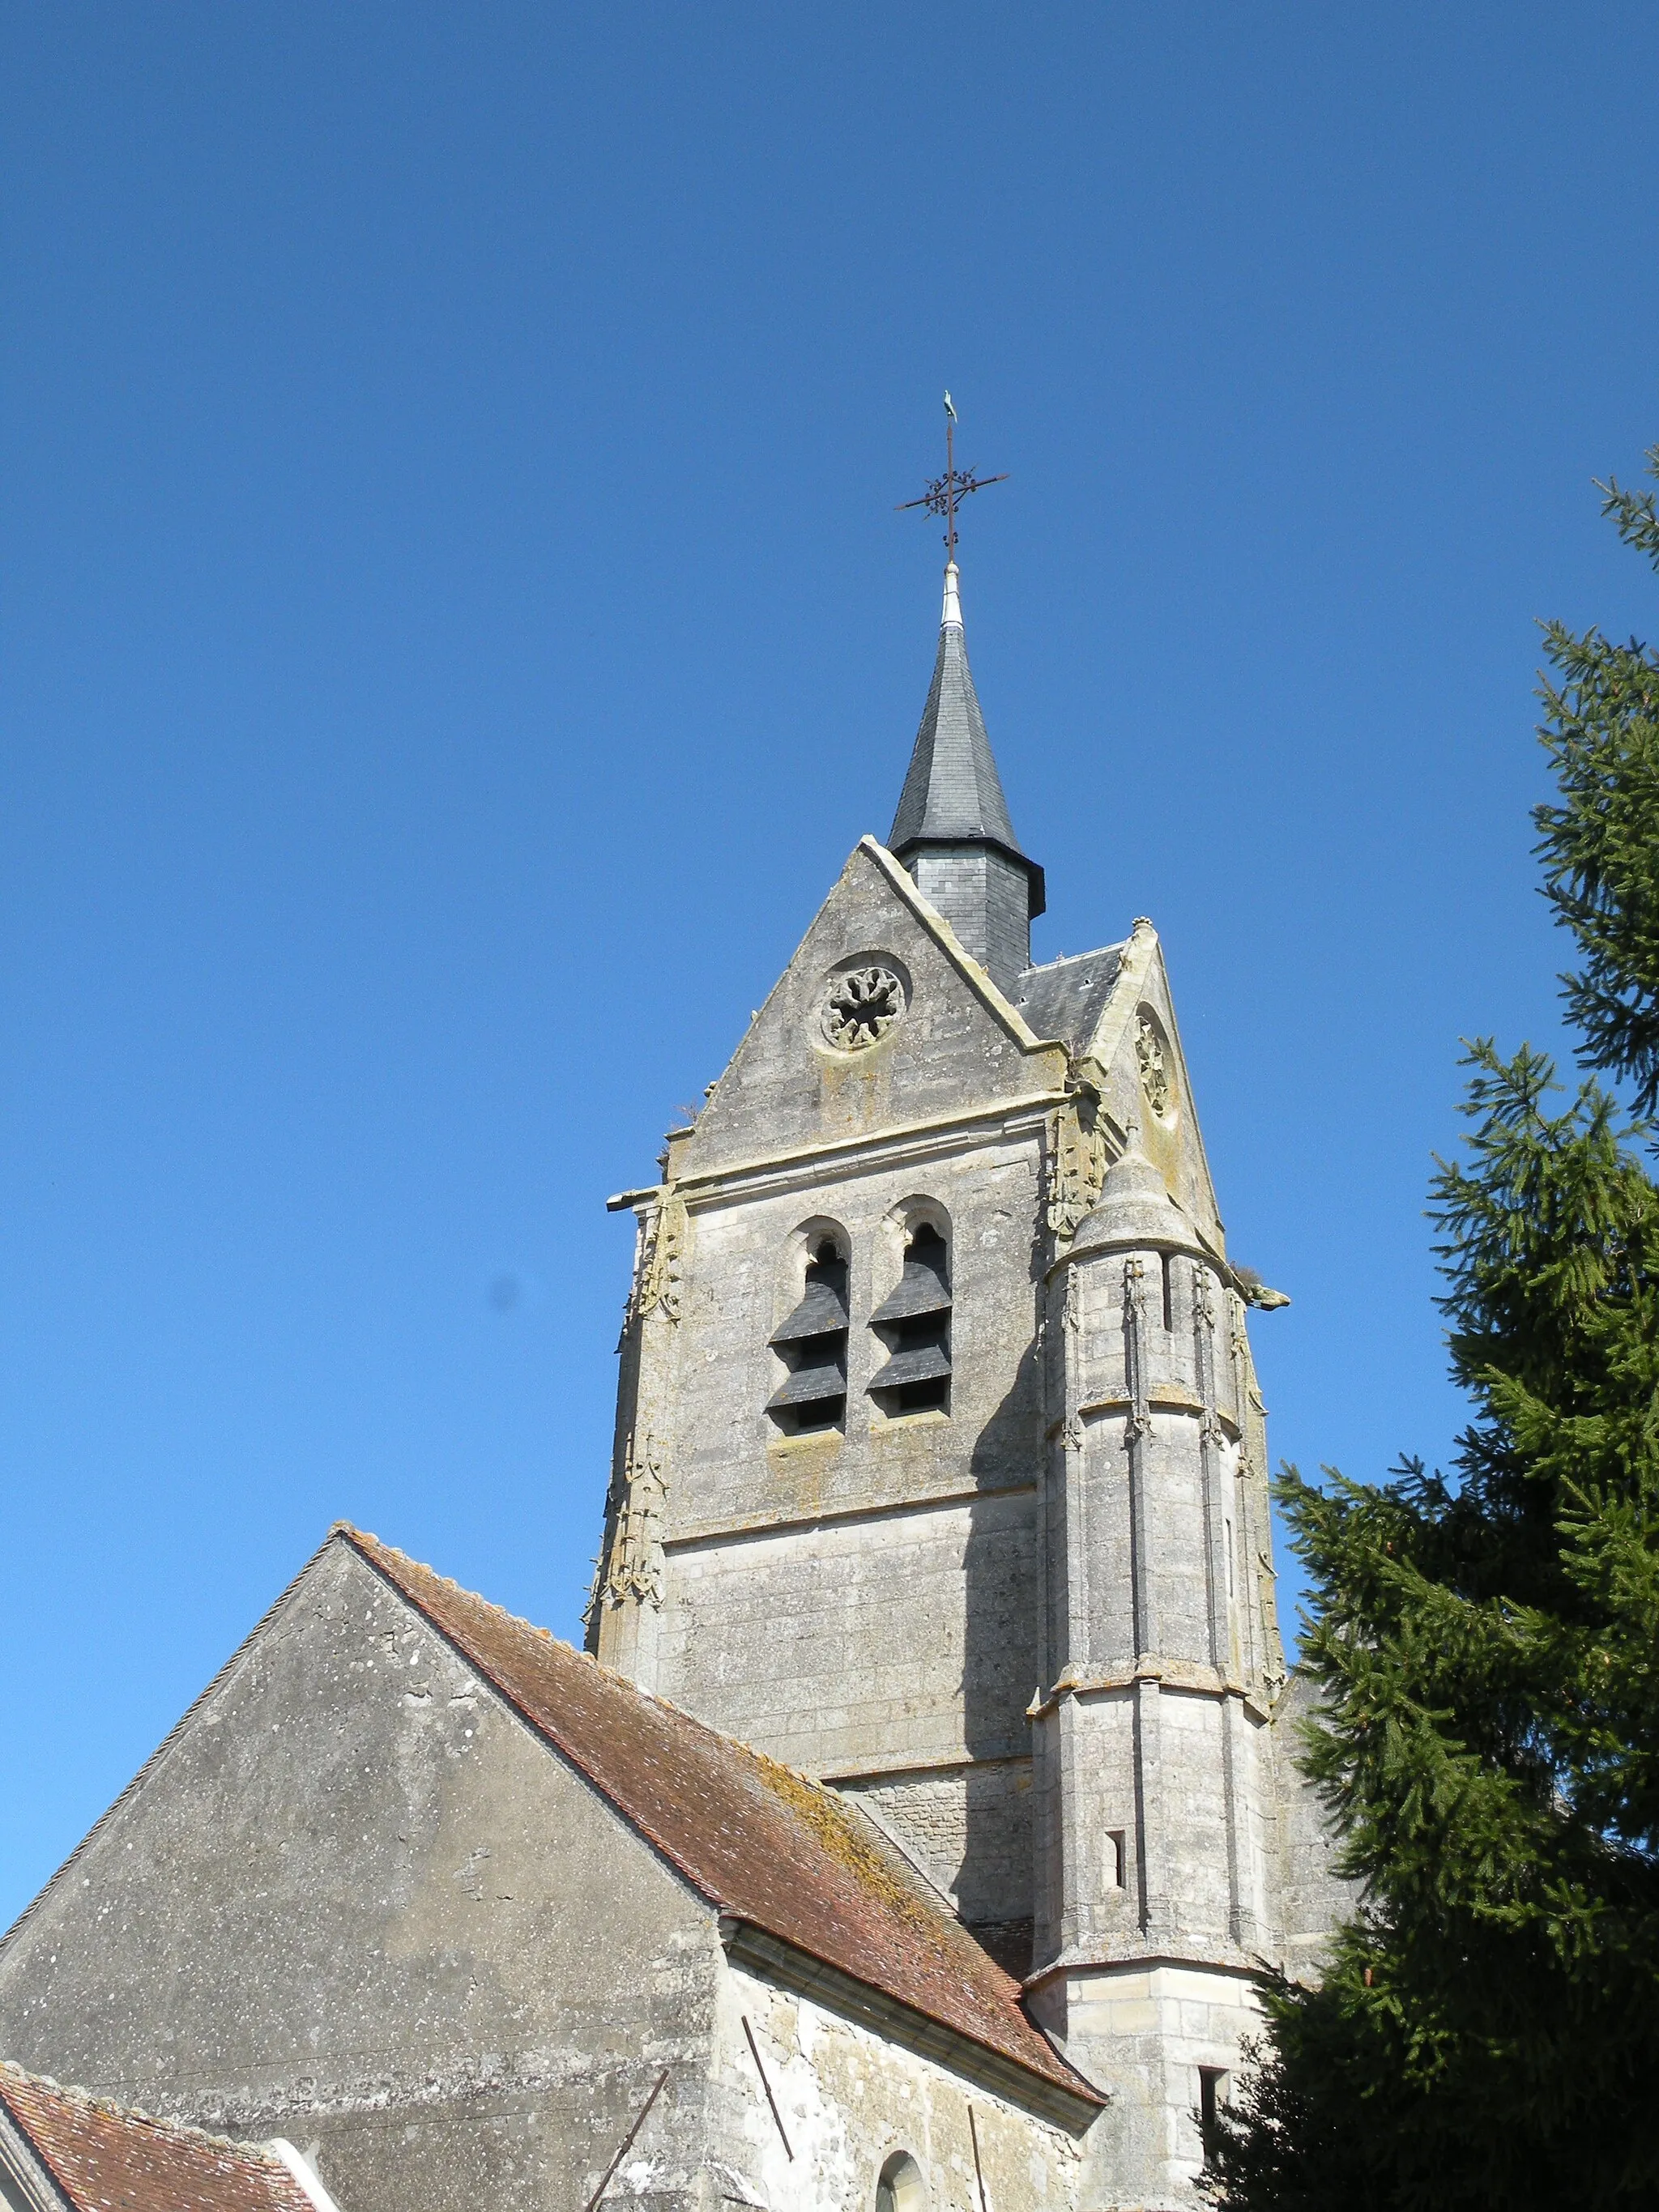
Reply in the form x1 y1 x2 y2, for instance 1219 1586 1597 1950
645 1131 1049 1937
596 842 1072 1940
1030 1963 1262 2210
0 1545 720 2212
640 1132 1048 1937
663 1490 1035 1771
708 1957 1086 2212
667 1137 1047 1537
1269 1674 1356 1984
838 1758 1034 1945
672 842 1066 1180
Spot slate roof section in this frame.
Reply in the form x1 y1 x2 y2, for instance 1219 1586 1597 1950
339 1527 1098 2114
0 2065 318 2212
889 586 1044 917
1012 945 1126 1054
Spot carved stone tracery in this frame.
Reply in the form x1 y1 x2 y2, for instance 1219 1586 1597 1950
599 1430 668 1613
1135 1012 1172 1120
629 1197 685 1327
821 965 906 1051
1047 1095 1108 1238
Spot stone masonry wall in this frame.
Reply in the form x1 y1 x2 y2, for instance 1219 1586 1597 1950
608 846 1069 1938
709 1956 1086 2212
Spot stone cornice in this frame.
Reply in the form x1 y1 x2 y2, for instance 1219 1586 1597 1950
1046 1390 1241 1441
1027 1659 1271 1725
662 1093 1066 1213
813 1746 1032 1785
1023 1944 1267 1995
608 1091 1065 1215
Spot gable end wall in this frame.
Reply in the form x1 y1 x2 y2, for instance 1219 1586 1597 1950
0 1543 721 2212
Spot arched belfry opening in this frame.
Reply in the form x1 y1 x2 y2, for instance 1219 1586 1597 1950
868 1220 952 1417
767 1230 850 1434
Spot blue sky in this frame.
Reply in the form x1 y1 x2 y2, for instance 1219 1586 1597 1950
3 3 1657 1924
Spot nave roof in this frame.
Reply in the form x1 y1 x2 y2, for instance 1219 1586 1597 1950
339 1527 1097 2112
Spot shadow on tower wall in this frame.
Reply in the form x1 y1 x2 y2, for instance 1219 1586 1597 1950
960 1323 1045 1978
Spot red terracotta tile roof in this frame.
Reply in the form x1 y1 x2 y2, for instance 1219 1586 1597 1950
0 2065 317 2212
340 1526 1098 2112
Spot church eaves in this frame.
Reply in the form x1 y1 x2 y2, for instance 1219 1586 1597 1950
0 2065 322 2212
888 563 1045 987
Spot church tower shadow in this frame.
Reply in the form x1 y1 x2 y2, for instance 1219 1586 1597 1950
959 1302 1046 1977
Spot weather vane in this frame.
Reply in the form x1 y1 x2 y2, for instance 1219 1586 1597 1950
896 392 1008 560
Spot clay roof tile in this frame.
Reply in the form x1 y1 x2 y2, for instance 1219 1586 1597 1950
337 1526 1098 2112
0 2065 318 2212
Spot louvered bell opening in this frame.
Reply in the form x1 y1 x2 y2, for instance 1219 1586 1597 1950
769 1240 849 1434
767 1352 847 1408
869 1226 951 1415
767 1345 846 1431
770 1277 850 1345
867 1340 951 1391
868 1255 951 1326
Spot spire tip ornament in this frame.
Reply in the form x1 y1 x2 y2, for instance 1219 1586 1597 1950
940 560 962 629
896 394 1007 569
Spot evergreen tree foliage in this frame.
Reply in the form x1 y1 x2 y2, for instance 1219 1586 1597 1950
1208 454 1659 2210
1537 464 1659 1110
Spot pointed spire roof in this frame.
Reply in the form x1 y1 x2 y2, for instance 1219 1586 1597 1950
889 563 1045 918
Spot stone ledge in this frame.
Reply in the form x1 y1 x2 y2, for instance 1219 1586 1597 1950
1024 1945 1267 1994
664 1093 1068 1209
817 1749 1033 1784
1044 1392 1241 1438
664 1479 1036 1554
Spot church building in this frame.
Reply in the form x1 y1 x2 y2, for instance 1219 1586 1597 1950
0 542 1343 2212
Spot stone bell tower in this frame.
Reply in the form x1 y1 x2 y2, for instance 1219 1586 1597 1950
588 550 1340 2208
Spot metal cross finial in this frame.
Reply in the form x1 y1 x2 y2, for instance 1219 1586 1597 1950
895 393 1008 559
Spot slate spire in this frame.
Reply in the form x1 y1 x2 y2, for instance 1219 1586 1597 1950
888 562 1045 987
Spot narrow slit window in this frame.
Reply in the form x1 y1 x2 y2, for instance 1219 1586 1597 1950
1160 1251 1174 1332
767 1238 849 1434
868 1223 951 1417
1107 1830 1127 1889
1199 2068 1229 2167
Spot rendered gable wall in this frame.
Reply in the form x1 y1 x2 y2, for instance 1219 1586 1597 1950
0 1541 719 2212
678 838 1066 1179
708 1954 1086 2212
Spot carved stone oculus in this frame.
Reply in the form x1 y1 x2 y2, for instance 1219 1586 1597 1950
821 964 906 1050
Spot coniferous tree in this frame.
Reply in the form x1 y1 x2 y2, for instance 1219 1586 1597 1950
1208 454 1659 2211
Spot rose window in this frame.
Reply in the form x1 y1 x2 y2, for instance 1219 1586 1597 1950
821 965 906 1051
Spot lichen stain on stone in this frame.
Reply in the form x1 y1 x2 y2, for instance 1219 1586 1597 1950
740 1755 945 1939
816 1041 894 1140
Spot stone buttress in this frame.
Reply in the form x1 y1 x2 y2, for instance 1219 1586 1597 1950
1028 1132 1287 2205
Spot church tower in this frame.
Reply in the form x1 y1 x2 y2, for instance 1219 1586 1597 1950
590 545 1333 2207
